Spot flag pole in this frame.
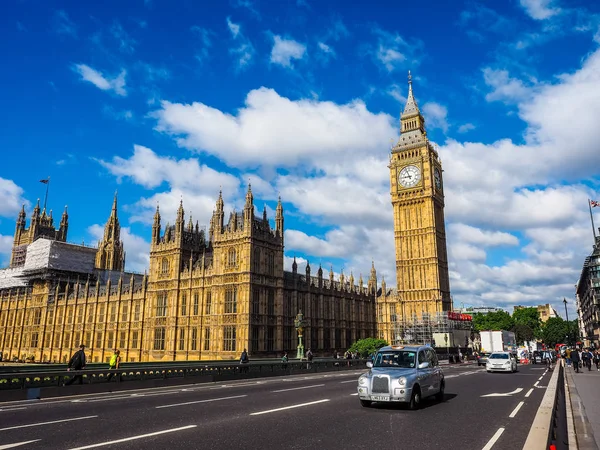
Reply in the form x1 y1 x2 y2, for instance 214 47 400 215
43 176 50 212
589 199 597 246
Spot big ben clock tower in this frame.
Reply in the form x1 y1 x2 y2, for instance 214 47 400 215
386 72 452 325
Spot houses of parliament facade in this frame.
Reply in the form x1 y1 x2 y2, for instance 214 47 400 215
0 190 378 363
0 74 453 362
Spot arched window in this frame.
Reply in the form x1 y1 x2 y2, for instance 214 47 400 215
228 248 237 266
161 258 169 275
253 248 261 272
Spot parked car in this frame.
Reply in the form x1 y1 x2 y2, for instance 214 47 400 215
357 345 445 410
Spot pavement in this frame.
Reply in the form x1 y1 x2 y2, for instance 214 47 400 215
566 362 600 447
0 363 550 450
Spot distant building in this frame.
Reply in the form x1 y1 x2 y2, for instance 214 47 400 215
0 191 376 363
576 234 600 347
454 306 505 315
513 304 559 323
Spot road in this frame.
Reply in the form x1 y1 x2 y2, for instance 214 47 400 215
0 363 550 450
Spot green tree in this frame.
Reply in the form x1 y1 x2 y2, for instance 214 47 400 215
541 317 569 347
472 311 515 332
348 338 389 358
512 323 534 344
512 307 542 338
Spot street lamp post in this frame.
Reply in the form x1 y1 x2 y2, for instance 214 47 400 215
563 298 569 345
294 310 306 360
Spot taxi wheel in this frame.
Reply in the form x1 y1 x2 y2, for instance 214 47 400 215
409 386 421 410
435 381 445 402
360 400 372 408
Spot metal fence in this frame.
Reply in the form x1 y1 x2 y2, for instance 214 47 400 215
0 359 367 392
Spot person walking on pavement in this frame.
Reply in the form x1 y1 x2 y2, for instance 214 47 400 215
571 347 581 373
107 350 121 382
64 345 87 385
281 352 288 370
239 348 249 374
306 348 313 369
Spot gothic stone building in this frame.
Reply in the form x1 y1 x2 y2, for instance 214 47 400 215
0 190 377 363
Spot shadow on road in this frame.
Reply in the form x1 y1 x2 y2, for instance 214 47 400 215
368 393 458 411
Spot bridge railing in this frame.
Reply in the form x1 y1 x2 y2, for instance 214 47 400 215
0 359 368 392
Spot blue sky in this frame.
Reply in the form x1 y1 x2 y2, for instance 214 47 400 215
1 0 600 317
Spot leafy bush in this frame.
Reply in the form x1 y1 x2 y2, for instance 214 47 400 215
348 338 389 358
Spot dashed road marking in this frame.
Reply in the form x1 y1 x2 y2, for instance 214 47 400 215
525 388 534 398
156 394 247 409
272 384 325 393
66 425 197 449
0 415 97 432
250 399 330 416
509 401 524 418
482 427 505 450
0 440 41 449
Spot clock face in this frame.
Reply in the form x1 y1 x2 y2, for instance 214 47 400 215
434 168 442 189
398 165 421 188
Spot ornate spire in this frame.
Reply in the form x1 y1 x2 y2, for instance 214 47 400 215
317 263 323 278
245 183 253 205
32 198 41 218
370 260 376 278
187 213 194 231
263 204 268 221
292 256 298 272
217 189 224 211
18 204 26 222
111 190 118 217
402 70 420 117
61 205 68 223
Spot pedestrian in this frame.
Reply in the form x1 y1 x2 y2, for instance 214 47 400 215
306 348 313 369
281 352 288 370
571 347 581 373
565 348 572 367
239 348 249 374
64 345 86 385
593 351 600 371
107 350 121 382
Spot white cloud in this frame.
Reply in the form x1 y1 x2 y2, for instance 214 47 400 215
483 68 530 104
448 224 519 247
519 0 561 20
110 21 136 54
152 87 395 169
52 10 77 37
270 36 306 68
371 27 422 72
97 145 240 226
0 177 28 218
318 42 334 55
88 224 150 273
457 123 476 133
422 102 449 132
73 64 127 96
226 18 255 69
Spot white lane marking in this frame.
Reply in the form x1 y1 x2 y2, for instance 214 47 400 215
481 388 523 398
210 381 264 390
271 384 325 393
482 427 505 450
0 440 41 449
509 401 525 418
0 415 97 432
67 425 197 450
340 380 356 384
350 393 358 396
0 407 27 412
537 376 544 381
250 399 330 416
534 381 539 387
445 375 458 379
156 394 247 409
525 388 534 398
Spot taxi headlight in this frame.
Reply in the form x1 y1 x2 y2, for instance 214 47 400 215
398 377 407 386
358 376 368 385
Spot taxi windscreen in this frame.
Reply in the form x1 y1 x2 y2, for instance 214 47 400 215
373 350 416 368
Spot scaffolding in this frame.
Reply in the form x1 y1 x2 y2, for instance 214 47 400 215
391 311 473 348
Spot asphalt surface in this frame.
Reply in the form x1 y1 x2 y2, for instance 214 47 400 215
0 363 551 450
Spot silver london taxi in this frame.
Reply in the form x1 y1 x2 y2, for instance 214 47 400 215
357 345 445 409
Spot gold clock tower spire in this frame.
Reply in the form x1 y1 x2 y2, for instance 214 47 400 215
379 72 452 340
